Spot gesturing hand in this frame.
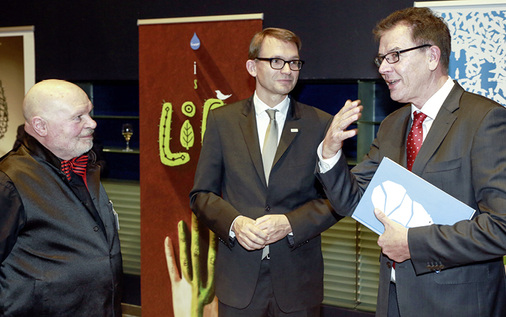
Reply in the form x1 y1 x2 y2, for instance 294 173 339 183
322 99 363 159
374 208 411 262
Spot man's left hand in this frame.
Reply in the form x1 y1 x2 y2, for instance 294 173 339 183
255 214 292 245
374 208 411 262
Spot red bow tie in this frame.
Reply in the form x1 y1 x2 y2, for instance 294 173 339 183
61 155 88 187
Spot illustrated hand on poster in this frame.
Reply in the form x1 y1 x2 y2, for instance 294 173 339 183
164 214 218 317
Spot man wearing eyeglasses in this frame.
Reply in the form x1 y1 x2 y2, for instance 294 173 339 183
191 27 339 316
317 7 506 317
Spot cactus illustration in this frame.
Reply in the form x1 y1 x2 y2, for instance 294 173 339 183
159 102 190 166
201 98 226 144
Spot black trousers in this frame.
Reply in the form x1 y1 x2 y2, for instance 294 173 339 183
387 282 401 317
218 259 320 317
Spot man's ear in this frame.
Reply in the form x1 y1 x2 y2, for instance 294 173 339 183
428 45 441 71
31 116 48 137
246 59 257 77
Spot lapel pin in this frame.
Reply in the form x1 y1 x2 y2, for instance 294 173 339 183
291 128 298 133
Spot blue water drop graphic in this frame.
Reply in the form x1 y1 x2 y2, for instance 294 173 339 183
190 33 200 50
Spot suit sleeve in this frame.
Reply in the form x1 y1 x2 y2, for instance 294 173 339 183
409 104 506 274
286 113 350 248
316 115 386 219
284 196 340 248
0 172 26 263
189 110 240 247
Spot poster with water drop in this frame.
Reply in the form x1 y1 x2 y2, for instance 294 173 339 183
138 14 262 317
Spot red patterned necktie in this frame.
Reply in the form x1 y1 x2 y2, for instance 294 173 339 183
406 111 427 171
61 154 89 188
393 112 426 270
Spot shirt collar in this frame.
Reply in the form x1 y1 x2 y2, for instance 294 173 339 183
253 91 290 118
411 77 454 120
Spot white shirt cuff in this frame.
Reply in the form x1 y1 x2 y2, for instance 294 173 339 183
317 142 341 173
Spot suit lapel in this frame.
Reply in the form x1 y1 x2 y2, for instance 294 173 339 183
411 83 463 174
398 112 411 168
87 163 101 202
273 99 300 166
238 97 301 186
381 105 411 167
239 97 266 184
85 164 108 239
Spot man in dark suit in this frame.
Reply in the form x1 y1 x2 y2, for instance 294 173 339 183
190 28 339 316
0 79 123 316
317 7 506 316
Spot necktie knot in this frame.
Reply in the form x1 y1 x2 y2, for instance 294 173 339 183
413 111 427 127
407 111 427 171
266 109 277 121
61 154 88 183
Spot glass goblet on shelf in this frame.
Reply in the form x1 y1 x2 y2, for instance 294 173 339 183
121 123 134 152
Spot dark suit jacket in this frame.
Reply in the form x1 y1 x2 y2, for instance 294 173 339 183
318 82 506 316
0 135 123 316
190 96 339 311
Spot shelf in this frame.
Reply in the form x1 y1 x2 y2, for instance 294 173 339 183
103 147 139 154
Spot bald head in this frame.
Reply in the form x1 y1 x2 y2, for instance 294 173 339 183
23 79 97 160
23 79 88 122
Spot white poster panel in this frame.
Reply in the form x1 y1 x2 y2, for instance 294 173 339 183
415 1 506 106
0 26 35 156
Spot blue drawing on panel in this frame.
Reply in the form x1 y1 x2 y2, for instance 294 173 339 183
436 8 506 106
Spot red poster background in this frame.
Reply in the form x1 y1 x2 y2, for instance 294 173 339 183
139 16 262 316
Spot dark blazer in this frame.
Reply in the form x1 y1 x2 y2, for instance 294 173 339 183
318 82 506 316
0 135 123 316
190 96 338 312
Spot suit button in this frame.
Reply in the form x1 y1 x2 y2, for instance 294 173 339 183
93 226 99 232
265 205 271 212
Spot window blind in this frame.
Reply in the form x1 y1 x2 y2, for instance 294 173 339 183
102 179 141 275
322 217 380 312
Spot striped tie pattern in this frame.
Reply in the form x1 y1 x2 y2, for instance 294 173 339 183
61 155 88 188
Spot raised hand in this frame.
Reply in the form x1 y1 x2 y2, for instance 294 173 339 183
322 99 363 159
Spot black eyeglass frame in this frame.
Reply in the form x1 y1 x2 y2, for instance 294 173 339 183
255 57 305 71
374 44 432 68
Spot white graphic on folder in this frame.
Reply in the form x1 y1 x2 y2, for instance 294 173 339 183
371 180 433 228
352 157 475 235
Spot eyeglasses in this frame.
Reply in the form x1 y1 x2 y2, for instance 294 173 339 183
256 57 305 71
374 44 431 68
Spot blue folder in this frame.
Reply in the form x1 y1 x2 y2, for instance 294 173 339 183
352 157 475 235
